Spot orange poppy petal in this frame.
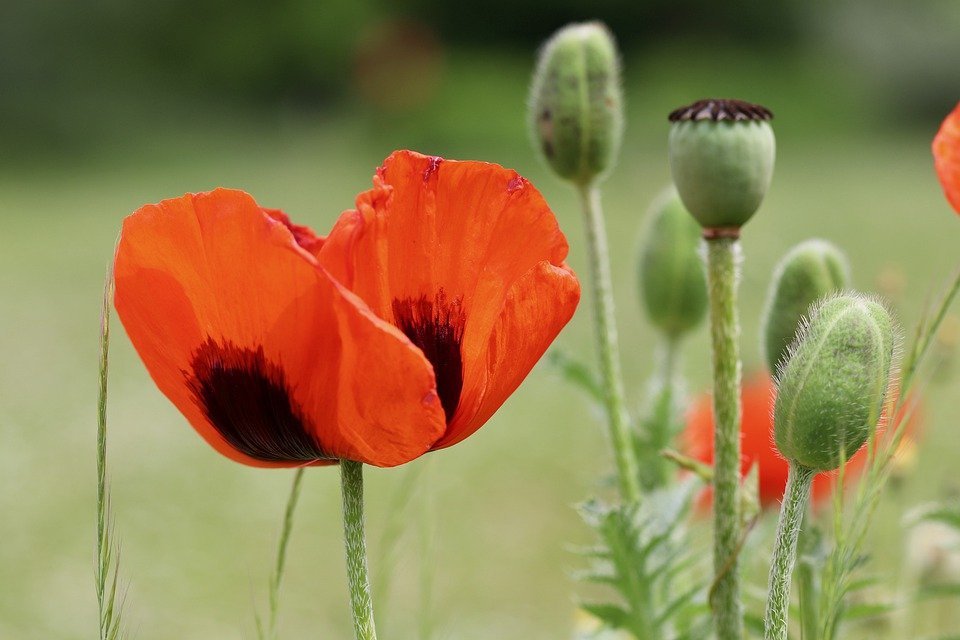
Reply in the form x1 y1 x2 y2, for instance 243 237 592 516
933 101 960 214
433 260 580 449
319 150 578 441
115 189 445 468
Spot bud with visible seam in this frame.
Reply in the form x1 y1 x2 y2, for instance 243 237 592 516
529 22 623 186
773 294 897 472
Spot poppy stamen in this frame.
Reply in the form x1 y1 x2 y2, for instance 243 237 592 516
392 290 465 424
186 338 328 463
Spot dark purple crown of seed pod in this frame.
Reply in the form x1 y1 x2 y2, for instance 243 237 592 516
668 99 773 123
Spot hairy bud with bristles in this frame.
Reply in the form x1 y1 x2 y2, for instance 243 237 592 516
761 239 852 373
773 294 897 472
528 22 623 186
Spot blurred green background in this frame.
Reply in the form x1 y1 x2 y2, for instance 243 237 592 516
1 0 959 637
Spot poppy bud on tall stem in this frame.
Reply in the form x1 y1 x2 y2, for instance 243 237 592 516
667 98 776 640
635 188 707 489
529 22 623 187
764 294 897 640
529 23 640 503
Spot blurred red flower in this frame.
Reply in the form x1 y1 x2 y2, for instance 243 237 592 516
933 101 960 214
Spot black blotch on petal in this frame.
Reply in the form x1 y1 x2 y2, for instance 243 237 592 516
392 290 465 424
186 338 328 463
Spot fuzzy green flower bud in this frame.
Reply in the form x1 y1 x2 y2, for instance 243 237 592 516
638 187 708 339
667 99 776 232
761 239 852 372
773 294 897 471
529 22 623 186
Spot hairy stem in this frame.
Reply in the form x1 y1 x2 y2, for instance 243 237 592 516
340 460 378 640
764 464 815 640
705 237 744 640
578 184 642 504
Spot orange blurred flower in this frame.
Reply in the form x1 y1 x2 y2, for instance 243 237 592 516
933 101 960 214
683 373 920 508
114 151 580 468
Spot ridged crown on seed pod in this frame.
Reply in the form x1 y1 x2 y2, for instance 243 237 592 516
667 98 776 230
773 293 898 472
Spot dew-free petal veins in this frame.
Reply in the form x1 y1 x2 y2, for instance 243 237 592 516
933 102 960 214
114 188 445 468
319 150 581 448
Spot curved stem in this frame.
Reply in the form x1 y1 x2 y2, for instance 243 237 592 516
764 464 815 640
705 237 744 640
578 184 642 504
265 467 305 639
340 460 378 640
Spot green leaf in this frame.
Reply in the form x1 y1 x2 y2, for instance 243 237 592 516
547 349 603 403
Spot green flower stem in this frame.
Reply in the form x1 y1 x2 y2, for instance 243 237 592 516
340 460 378 640
578 184 642 504
705 236 744 640
764 464 815 640
264 467 305 639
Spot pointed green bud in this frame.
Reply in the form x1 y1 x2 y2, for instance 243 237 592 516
528 22 623 186
667 99 776 232
773 294 898 471
638 187 708 339
761 239 852 372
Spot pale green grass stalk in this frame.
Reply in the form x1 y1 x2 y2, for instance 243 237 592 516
705 237 744 640
371 461 427 628
418 461 437 640
577 183 642 504
817 268 960 639
256 467 305 640
96 266 128 640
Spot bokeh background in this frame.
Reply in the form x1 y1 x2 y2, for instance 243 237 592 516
1 0 959 637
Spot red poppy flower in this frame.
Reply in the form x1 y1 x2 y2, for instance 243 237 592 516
114 151 580 468
683 373 921 508
933 101 960 214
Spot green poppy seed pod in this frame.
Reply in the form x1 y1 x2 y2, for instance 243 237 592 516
638 187 708 339
773 294 897 472
529 22 623 186
761 239 852 372
667 99 776 231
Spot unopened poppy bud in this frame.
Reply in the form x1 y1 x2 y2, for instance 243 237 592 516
529 22 623 186
667 99 776 232
773 294 897 472
761 239 851 372
638 187 707 339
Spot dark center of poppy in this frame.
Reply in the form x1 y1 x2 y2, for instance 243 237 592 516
186 338 328 463
392 290 465 424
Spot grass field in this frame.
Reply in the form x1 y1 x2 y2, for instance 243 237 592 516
1 46 958 639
